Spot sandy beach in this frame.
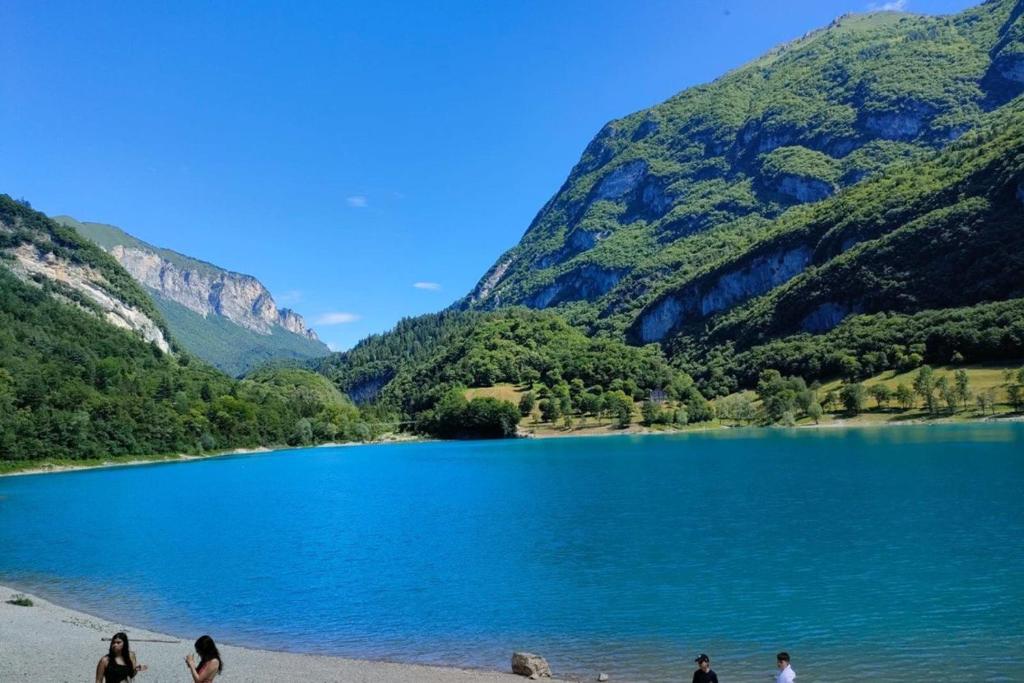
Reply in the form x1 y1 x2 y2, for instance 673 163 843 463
0 585 564 683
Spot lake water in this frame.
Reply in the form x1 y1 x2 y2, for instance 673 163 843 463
1 424 1022 681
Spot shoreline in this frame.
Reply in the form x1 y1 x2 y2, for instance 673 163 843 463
0 584 565 682
3 413 1020 478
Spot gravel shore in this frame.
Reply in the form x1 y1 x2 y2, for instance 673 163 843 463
0 585 559 682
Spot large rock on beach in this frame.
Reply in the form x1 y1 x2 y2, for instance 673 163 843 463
511 652 551 678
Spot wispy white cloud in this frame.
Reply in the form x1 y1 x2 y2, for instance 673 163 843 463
315 312 361 325
868 0 907 10
346 195 368 208
413 281 442 291
276 289 303 305
327 342 343 352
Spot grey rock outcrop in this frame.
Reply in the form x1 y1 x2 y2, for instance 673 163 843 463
800 301 856 332
525 265 625 308
776 175 834 203
109 245 319 340
511 652 551 678
637 294 687 344
636 245 813 342
863 102 931 141
595 160 648 200
7 244 170 352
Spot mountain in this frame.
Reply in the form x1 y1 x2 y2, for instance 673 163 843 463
316 0 1024 409
465 0 1024 337
58 217 329 376
0 196 368 462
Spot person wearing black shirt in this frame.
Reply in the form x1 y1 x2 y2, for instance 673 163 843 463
692 653 719 683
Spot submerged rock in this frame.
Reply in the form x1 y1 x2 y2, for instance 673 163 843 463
512 652 551 678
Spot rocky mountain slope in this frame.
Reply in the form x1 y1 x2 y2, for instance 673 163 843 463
1 198 170 353
464 0 1024 339
59 217 329 375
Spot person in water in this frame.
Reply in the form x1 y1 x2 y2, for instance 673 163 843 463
185 634 223 682
95 631 147 683
775 651 796 683
691 653 719 683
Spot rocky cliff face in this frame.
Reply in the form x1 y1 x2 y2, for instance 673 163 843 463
5 243 170 352
109 244 319 340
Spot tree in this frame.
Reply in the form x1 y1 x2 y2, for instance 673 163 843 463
756 370 806 423
579 391 602 416
823 389 840 412
913 366 938 413
953 369 971 410
807 401 823 424
937 377 957 414
518 391 535 417
674 406 689 426
1008 384 1024 412
840 383 866 414
539 398 561 422
604 390 633 429
462 397 521 437
976 389 995 415
868 384 893 409
897 382 913 409
641 400 660 426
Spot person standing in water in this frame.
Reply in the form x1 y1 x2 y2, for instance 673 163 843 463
185 634 223 682
692 653 719 683
95 632 146 683
775 651 796 683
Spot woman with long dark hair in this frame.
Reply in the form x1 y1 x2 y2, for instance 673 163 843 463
95 631 146 683
185 634 223 682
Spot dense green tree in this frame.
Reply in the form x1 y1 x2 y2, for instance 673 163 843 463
840 383 867 414
518 391 535 417
895 383 915 410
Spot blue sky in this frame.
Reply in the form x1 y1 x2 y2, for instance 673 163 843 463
0 0 976 350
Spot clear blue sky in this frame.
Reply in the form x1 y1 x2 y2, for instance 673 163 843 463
0 0 976 350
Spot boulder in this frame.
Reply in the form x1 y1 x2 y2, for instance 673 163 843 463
511 652 551 678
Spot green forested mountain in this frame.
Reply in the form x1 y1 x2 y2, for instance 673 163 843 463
316 0 1024 411
464 0 1024 337
60 217 329 376
0 197 369 463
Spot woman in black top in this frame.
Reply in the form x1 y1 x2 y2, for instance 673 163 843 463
95 632 146 683
692 653 719 683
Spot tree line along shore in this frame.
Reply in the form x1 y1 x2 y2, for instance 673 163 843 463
3 362 1020 477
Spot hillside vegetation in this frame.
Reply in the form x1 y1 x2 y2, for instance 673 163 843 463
0 198 373 466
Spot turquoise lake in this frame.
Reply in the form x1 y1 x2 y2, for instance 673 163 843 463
1 424 1022 681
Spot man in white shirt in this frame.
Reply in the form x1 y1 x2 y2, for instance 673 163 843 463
775 651 796 683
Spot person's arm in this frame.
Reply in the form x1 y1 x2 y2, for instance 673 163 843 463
186 656 220 683
130 651 148 675
96 655 107 683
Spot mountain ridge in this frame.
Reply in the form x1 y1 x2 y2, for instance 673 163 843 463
59 216 329 375
463 0 1024 332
